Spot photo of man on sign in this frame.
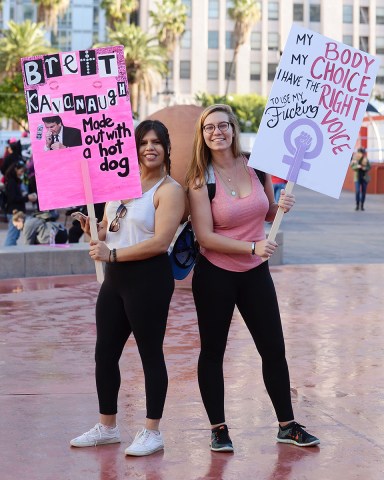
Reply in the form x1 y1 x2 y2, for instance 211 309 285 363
42 115 83 150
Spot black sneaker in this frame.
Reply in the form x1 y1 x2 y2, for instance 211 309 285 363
210 424 234 452
277 422 320 447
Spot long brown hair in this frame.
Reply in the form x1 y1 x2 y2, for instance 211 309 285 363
185 104 242 189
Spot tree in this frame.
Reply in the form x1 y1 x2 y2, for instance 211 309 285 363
226 0 261 95
33 0 70 33
0 20 53 77
94 24 167 116
0 73 29 129
101 0 138 29
149 0 187 56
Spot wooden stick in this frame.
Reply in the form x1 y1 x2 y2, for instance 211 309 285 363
268 181 295 242
80 159 104 284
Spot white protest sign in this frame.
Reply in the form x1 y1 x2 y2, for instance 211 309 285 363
248 25 380 199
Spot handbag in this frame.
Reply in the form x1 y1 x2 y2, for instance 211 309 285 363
169 220 198 280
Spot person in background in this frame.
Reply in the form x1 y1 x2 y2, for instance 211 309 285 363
12 210 68 245
70 120 185 456
3 160 37 246
185 104 320 452
350 147 371 211
1 139 23 176
271 175 288 203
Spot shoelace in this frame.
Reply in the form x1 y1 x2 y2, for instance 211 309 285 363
135 429 151 445
286 422 307 440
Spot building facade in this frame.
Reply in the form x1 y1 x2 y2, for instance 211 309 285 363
2 0 384 117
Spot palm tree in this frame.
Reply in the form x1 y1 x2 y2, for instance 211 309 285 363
226 0 261 95
149 0 187 55
95 24 167 115
0 20 53 77
33 0 70 33
101 0 138 29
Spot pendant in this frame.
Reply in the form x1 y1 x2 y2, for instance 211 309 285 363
231 190 236 196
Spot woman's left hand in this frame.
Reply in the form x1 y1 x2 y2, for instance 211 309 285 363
89 240 110 262
278 190 295 213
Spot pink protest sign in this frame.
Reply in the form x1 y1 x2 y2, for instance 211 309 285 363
21 45 141 210
248 25 380 198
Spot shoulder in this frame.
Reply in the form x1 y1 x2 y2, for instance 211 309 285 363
157 176 185 199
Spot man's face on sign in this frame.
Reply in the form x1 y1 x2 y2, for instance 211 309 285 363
44 121 62 136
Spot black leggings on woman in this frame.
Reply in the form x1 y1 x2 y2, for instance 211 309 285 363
95 253 174 419
192 255 293 425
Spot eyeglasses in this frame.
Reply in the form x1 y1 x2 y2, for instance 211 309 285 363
203 122 231 133
109 204 127 232
202 122 231 134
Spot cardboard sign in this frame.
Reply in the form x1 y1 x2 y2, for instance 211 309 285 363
248 25 380 198
21 45 141 210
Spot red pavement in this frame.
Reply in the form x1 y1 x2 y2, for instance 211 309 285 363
1 265 384 480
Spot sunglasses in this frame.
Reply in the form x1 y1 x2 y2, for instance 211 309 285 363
109 204 127 232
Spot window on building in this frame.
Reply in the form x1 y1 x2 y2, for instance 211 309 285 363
93 6 99 29
208 30 219 49
208 0 219 18
225 61 236 80
9 6 15 20
250 62 261 81
293 4 304 21
359 36 369 52
182 0 192 17
343 35 353 47
181 30 191 49
360 6 369 24
226 31 235 49
23 4 35 21
208 61 219 80
377 7 384 24
268 63 277 81
310 5 320 22
268 32 279 51
268 2 279 20
251 31 261 50
377 65 384 84
343 5 353 23
180 61 191 79
376 37 384 54
226 0 234 19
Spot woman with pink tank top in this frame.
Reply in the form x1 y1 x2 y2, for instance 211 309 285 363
186 104 319 452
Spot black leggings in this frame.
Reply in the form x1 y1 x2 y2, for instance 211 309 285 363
95 254 174 418
192 255 293 425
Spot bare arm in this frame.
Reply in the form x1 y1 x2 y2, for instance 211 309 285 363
89 181 186 263
264 174 295 222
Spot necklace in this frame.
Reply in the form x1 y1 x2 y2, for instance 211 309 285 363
214 162 238 197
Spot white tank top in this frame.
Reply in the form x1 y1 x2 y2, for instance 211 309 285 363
105 176 167 249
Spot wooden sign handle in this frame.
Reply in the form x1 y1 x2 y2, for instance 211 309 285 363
268 180 295 243
81 159 104 284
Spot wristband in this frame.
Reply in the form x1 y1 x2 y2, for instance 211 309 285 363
251 241 256 255
112 248 117 262
108 249 112 263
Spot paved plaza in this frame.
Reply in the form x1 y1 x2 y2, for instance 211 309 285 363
0 186 383 479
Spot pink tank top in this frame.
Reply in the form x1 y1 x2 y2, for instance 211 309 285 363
201 168 269 272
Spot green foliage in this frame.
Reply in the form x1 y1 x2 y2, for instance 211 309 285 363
0 73 28 128
195 93 267 132
0 20 53 75
149 0 187 54
101 0 138 29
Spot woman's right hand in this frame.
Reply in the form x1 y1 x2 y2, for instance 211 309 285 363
255 239 278 259
79 215 90 235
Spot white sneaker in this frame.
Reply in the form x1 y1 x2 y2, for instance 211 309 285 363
125 428 164 456
70 423 121 447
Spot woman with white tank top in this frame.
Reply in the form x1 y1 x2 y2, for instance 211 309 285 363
70 120 185 456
